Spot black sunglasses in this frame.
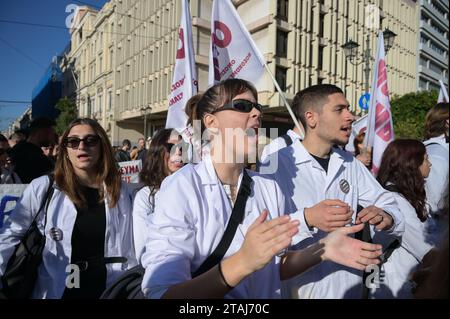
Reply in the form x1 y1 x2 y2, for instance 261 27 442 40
212 99 262 114
64 135 101 149
164 141 188 154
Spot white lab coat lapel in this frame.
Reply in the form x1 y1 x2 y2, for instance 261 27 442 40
197 156 246 243
196 157 231 229
324 150 345 192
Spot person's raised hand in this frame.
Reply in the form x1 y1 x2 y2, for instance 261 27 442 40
319 223 382 271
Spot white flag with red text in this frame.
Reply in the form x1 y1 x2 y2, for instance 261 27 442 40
438 80 449 103
364 31 394 176
208 0 266 86
166 0 198 129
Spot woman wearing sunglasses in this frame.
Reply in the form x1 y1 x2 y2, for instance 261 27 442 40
140 78 382 299
0 118 136 298
133 129 185 261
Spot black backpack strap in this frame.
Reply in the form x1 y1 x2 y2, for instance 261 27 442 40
379 239 401 265
26 174 54 233
192 170 253 278
280 134 293 147
354 205 372 299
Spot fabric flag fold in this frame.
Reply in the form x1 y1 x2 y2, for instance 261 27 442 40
165 0 198 130
208 0 266 86
438 79 449 103
364 31 394 176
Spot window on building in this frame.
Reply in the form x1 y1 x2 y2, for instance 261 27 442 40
419 78 428 90
431 22 445 37
318 45 324 70
319 13 326 38
318 77 325 84
429 82 440 91
429 61 443 74
431 0 446 18
98 94 102 114
110 48 114 70
420 57 428 67
277 0 289 21
276 30 288 58
430 42 445 56
108 90 112 111
91 97 95 114
99 54 103 73
275 66 287 91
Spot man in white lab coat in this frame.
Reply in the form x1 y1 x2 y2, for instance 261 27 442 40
260 84 404 299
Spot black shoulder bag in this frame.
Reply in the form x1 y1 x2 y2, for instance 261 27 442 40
100 170 253 299
0 175 54 299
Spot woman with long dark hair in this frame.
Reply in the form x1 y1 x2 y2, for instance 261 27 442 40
0 118 136 298
372 139 434 298
133 129 185 260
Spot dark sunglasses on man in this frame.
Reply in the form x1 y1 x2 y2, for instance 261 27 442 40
212 99 262 114
63 135 101 149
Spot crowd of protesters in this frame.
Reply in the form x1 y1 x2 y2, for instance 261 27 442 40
0 80 448 299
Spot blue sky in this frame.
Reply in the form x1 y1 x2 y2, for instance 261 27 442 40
0 0 108 132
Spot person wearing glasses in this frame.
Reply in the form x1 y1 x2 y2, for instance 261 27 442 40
140 79 383 299
0 118 136 299
133 129 185 261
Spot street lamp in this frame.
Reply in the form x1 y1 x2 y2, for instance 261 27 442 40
341 27 397 114
142 105 152 142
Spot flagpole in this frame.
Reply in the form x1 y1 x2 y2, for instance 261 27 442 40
263 63 305 139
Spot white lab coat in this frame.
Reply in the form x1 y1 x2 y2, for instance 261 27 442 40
424 135 448 215
133 186 157 262
140 156 299 299
423 135 449 247
260 139 404 299
0 175 137 298
370 192 434 299
260 129 301 163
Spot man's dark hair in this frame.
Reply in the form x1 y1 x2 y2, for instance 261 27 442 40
0 134 8 143
293 84 343 130
29 117 55 134
122 139 131 148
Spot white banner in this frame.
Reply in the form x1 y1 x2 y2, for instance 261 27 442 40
438 79 449 103
364 31 394 176
0 184 28 229
208 0 266 86
165 0 198 130
119 160 142 183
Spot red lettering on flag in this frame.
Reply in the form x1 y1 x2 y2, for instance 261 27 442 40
213 21 232 48
176 28 185 59
377 60 389 97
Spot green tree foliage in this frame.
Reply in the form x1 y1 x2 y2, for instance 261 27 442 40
55 97 78 135
390 90 439 140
